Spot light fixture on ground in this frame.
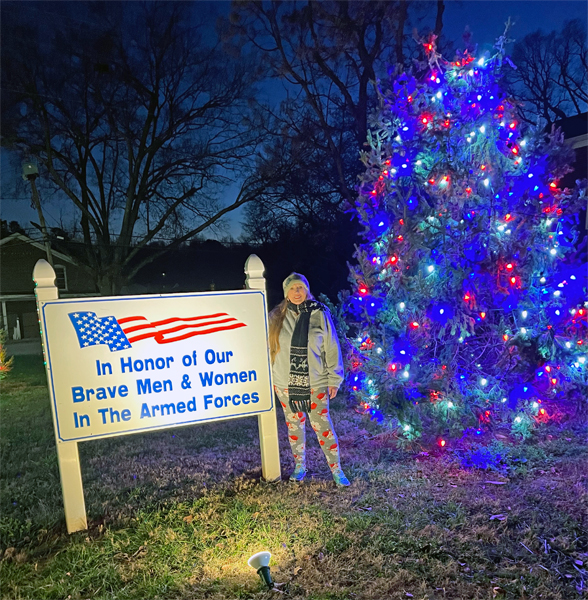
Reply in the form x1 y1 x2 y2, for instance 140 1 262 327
248 551 273 589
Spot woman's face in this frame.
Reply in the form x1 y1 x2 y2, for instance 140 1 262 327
287 284 307 305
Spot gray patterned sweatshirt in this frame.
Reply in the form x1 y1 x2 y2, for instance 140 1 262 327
272 305 344 392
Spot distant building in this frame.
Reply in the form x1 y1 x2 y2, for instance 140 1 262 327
555 112 587 178
0 233 97 343
554 112 587 230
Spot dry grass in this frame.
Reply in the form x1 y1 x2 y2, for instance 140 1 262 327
1 356 587 599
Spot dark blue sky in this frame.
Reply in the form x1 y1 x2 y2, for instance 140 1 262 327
444 0 587 48
2 0 586 238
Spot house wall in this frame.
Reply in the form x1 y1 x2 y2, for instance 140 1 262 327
5 300 38 339
0 238 92 295
1 236 98 343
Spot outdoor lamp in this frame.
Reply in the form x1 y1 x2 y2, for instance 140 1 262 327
22 160 39 180
21 158 54 266
248 551 273 589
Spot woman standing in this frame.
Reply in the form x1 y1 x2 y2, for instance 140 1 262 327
269 273 350 486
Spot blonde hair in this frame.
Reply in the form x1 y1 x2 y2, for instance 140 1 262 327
268 291 315 364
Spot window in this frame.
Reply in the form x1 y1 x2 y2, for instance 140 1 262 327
54 265 67 291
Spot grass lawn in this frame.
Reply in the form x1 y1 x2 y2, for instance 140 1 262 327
0 356 586 599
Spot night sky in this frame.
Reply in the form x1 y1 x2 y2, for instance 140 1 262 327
444 0 587 46
1 0 586 238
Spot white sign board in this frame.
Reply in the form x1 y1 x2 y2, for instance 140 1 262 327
34 256 281 534
40 291 273 442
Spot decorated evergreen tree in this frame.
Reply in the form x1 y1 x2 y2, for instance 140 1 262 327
341 30 587 444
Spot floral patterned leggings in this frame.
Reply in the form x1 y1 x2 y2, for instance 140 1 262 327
275 387 341 472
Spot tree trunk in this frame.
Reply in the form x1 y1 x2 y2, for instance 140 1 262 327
434 0 445 37
396 0 409 65
97 269 125 297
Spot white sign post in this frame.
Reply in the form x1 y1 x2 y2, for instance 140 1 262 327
34 255 280 534
245 255 282 484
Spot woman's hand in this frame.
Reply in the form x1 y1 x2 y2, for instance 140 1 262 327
328 386 338 399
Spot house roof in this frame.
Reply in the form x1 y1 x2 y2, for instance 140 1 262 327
554 112 588 148
0 233 79 265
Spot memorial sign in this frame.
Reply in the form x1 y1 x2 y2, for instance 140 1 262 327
43 291 272 441
34 256 280 533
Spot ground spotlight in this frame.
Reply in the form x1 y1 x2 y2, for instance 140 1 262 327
248 551 273 589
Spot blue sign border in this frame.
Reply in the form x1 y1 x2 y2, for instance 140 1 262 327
40 290 274 442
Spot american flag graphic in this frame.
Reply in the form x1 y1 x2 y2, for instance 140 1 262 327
68 311 247 352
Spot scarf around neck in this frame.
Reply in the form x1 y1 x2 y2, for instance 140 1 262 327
287 299 324 413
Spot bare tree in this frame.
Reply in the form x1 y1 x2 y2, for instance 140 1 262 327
510 19 587 126
228 1 415 205
225 1 447 244
1 2 272 294
554 20 588 113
